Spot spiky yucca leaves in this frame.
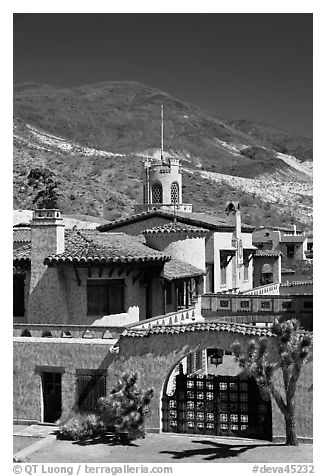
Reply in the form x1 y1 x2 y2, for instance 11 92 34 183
98 373 154 443
231 319 312 446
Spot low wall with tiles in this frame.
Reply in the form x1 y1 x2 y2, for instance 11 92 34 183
13 329 312 440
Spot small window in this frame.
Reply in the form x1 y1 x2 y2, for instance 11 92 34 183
220 299 230 308
286 245 295 258
205 263 214 293
261 300 271 309
282 301 292 309
165 282 173 305
187 353 194 375
195 350 202 371
152 183 163 203
240 300 250 309
87 279 124 315
171 182 179 204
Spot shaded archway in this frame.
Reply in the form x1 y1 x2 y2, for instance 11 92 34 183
160 347 272 440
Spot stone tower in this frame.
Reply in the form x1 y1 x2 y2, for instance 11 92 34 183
134 155 193 214
134 105 192 214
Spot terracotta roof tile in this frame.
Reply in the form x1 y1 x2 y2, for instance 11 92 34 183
255 250 283 257
97 210 255 232
44 230 170 265
162 258 206 281
13 243 31 263
280 281 313 287
13 228 31 243
142 222 208 235
280 235 306 243
13 230 170 265
123 322 274 338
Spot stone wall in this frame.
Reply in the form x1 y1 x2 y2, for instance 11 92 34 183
13 329 313 439
26 264 156 325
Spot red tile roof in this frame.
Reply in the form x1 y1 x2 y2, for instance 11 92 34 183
13 228 31 243
280 235 307 243
97 210 255 233
280 281 313 287
162 258 206 281
13 244 31 264
123 321 274 338
142 222 208 235
255 250 283 257
13 230 170 265
44 230 170 265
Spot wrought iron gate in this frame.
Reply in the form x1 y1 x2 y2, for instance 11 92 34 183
162 367 272 440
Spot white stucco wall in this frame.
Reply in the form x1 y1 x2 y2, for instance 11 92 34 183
145 234 206 271
213 231 234 292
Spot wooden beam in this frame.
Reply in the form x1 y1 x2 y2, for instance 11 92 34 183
88 264 92 278
73 265 81 286
109 267 115 277
118 267 125 277
98 265 104 277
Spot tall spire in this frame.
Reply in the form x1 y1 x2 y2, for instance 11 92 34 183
161 104 164 162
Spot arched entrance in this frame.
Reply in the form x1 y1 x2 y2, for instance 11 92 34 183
161 349 272 440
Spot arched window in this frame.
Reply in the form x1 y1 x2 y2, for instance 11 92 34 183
152 183 163 203
171 182 179 204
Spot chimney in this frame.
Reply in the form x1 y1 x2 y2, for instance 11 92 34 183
225 201 241 238
291 224 297 236
272 230 281 249
30 209 65 292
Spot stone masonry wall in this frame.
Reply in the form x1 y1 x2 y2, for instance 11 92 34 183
26 265 149 325
14 331 312 439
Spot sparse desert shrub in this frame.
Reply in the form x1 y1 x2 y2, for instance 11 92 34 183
56 411 105 441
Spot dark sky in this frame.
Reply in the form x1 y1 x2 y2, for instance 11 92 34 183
13 13 312 137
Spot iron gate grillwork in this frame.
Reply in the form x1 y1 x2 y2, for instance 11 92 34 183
162 368 272 440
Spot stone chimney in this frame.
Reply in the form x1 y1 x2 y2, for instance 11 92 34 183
30 209 65 292
272 230 281 250
225 201 241 239
291 224 297 236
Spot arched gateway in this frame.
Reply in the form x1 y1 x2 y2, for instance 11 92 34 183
121 322 275 440
161 360 272 440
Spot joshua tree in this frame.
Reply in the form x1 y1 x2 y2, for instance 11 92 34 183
231 319 312 446
98 373 154 443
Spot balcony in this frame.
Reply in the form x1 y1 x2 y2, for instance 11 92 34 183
201 293 313 330
242 283 280 295
134 203 193 214
127 304 201 330
13 303 202 338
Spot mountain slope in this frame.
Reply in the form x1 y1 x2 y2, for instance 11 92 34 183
13 81 313 229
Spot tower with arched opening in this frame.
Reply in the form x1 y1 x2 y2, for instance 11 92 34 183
134 155 193 213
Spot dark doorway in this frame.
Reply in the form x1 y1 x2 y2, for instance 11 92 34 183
13 275 25 317
42 372 62 423
77 370 106 413
145 277 152 319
